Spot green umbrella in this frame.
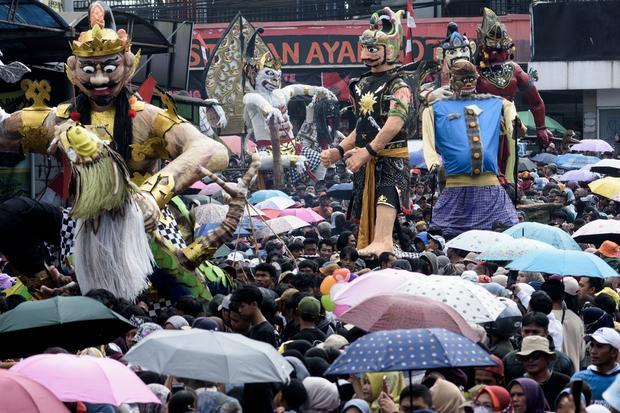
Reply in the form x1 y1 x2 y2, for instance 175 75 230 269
213 244 232 259
517 111 567 134
0 296 134 358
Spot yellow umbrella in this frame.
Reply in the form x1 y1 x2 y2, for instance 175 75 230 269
589 177 620 200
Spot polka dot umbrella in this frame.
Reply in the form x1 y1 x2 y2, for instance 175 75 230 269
324 328 495 375
396 275 506 323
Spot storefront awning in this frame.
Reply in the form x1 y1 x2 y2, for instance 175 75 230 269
0 0 171 64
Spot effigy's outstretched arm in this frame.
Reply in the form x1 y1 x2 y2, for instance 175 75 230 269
281 84 336 106
181 153 261 265
514 63 552 146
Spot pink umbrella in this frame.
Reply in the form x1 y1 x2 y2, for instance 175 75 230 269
339 293 479 341
0 369 69 413
221 135 257 155
331 269 424 316
279 208 325 223
11 354 160 405
571 139 614 153
260 209 281 220
190 181 208 190
199 181 236 196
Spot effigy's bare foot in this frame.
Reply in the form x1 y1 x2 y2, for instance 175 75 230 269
358 241 394 257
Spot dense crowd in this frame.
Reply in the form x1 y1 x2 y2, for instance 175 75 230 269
1 139 620 413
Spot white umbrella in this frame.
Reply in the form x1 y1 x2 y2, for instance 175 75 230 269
255 196 296 211
445 230 514 253
590 159 620 177
572 219 620 244
194 204 264 225
476 238 555 261
257 215 309 237
396 275 506 323
125 329 293 383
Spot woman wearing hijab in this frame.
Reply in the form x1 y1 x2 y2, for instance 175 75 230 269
507 378 549 413
430 378 466 413
473 386 513 413
352 372 405 413
301 377 340 413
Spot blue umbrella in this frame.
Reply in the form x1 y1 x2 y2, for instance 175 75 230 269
408 149 427 169
507 250 618 278
556 154 600 170
324 328 494 375
503 222 581 251
249 190 292 204
530 153 558 164
327 182 353 200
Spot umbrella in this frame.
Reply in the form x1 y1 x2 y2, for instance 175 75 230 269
0 296 134 359
556 153 600 170
0 369 69 413
125 329 292 383
476 237 556 261
396 275 506 323
257 215 310 237
180 194 222 205
590 159 620 177
249 190 291 204
408 149 427 169
507 250 618 278
518 158 537 172
445 230 514 253
518 111 566 134
324 328 494 375
558 168 600 183
339 293 479 341
197 223 252 238
589 177 620 200
279 208 325 223
327 182 353 200
213 244 232 259
194 204 264 225
255 196 296 210
530 153 558 164
331 269 425 316
199 181 238 196
220 135 257 155
259 208 282 220
11 354 160 405
572 219 620 245
503 222 581 250
571 139 614 153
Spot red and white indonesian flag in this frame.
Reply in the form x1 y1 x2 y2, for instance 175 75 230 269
404 0 416 64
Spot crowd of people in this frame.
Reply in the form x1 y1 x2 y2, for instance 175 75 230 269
2 138 620 413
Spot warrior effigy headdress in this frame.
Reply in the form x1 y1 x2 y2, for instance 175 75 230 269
476 7 513 51
71 1 131 58
243 27 281 88
359 7 404 64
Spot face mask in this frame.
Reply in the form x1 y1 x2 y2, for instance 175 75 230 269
473 406 493 413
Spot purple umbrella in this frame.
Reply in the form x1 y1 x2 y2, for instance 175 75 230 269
571 139 614 153
559 167 600 182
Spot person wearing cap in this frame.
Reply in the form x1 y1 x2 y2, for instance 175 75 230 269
474 354 505 386
253 263 277 289
572 327 620 405
516 335 569 409
292 296 326 343
598 240 620 272
503 312 575 384
218 294 232 330
226 251 247 269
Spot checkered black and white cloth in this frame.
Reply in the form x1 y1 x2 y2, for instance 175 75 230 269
59 206 187 268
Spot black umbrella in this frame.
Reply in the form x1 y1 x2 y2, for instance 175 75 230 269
0 296 134 358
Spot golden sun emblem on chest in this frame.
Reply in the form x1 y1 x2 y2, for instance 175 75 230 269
359 92 377 116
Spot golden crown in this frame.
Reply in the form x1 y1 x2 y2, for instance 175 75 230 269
71 24 130 57
257 52 281 71
70 2 130 57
